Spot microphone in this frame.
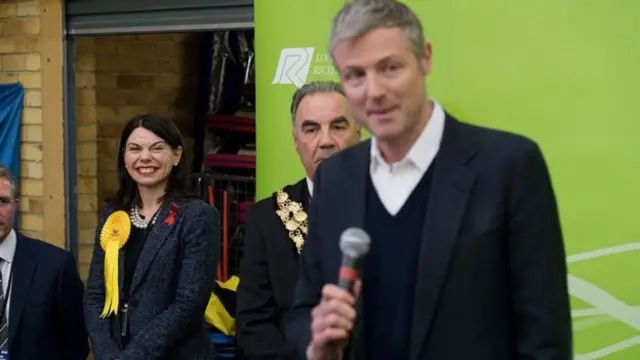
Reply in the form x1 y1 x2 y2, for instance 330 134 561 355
337 227 371 294
326 228 371 360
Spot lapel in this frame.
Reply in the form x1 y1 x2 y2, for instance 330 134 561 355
409 115 477 359
129 201 176 294
340 141 370 234
339 142 370 360
9 235 37 347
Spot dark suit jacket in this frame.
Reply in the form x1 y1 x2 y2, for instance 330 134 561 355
84 199 220 360
236 179 309 360
8 234 89 360
287 115 572 360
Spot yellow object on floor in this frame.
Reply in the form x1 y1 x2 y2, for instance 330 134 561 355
205 275 239 336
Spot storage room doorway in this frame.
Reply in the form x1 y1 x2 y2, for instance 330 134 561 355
64 0 256 288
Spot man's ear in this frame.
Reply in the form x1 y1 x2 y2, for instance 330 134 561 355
420 40 433 75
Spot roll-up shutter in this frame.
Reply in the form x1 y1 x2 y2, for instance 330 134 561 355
66 0 253 35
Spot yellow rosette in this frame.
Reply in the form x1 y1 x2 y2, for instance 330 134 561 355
99 210 131 318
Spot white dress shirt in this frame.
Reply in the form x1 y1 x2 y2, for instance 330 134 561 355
370 99 445 215
0 229 16 324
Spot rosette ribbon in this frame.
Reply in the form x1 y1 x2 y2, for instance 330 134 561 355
99 210 131 318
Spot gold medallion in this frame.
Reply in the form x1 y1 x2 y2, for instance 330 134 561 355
275 189 308 253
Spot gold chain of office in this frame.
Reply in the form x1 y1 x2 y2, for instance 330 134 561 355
275 190 308 254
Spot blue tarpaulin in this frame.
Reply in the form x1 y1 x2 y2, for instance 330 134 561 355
0 82 24 185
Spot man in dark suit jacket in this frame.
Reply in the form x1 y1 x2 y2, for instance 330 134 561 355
287 2 572 360
236 81 361 359
0 165 89 360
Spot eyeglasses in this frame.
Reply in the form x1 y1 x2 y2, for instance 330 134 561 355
0 196 16 209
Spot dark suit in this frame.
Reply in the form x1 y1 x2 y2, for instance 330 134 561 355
237 179 309 360
9 234 89 360
287 115 572 359
84 199 220 360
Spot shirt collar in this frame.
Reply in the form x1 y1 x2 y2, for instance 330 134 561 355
306 177 314 198
370 99 445 171
0 229 17 263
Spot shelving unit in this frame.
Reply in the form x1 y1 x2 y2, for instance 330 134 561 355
203 114 256 171
205 114 255 133
193 29 256 285
185 27 257 360
203 153 256 169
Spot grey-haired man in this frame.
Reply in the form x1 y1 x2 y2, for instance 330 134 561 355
288 1 572 360
236 81 360 360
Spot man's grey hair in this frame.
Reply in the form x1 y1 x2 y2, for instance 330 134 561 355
329 0 425 60
290 80 346 127
0 165 18 199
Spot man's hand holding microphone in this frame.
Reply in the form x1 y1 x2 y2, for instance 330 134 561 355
306 228 370 360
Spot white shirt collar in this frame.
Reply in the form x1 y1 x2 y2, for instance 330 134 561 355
0 229 17 263
306 177 314 197
370 99 445 172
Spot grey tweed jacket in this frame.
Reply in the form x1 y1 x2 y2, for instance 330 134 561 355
84 198 220 360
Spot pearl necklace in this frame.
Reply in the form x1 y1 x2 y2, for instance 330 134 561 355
130 206 158 229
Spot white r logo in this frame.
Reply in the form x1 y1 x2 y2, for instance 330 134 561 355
272 48 315 88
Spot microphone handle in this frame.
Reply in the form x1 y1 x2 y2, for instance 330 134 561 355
338 255 360 293
338 276 356 292
327 256 361 359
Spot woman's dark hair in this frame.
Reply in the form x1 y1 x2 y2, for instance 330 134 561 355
107 114 196 210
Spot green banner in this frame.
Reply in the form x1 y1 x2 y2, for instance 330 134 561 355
255 1 640 358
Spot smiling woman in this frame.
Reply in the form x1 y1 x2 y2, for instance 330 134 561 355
111 114 190 212
83 114 222 360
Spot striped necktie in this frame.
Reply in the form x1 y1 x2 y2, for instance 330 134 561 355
0 267 7 351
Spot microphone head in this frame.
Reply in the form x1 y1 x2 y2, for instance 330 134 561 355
339 227 371 258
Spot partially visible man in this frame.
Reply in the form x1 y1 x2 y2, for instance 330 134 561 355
0 165 89 360
287 1 572 360
236 81 361 360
